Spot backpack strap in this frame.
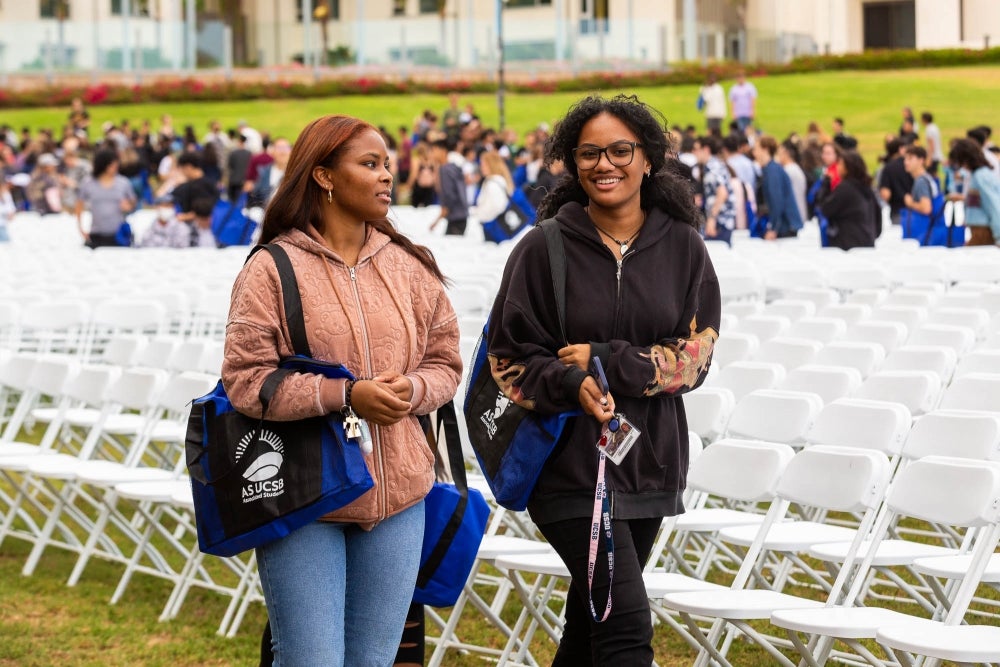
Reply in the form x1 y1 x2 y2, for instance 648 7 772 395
539 218 568 346
245 243 312 415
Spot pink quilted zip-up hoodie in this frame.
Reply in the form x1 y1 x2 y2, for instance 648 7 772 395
222 226 462 528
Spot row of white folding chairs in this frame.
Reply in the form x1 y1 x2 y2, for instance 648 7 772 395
0 355 255 635
485 388 1000 665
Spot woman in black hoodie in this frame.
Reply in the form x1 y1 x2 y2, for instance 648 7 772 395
486 94 721 666
818 149 882 250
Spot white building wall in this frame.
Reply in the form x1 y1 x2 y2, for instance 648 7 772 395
916 0 961 49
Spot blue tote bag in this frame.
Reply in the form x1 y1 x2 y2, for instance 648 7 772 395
414 400 491 607
464 220 579 511
185 244 373 557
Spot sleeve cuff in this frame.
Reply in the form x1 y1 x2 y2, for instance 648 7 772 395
589 342 611 370
405 374 426 411
561 366 589 404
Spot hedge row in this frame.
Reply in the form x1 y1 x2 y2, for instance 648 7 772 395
1 46 998 109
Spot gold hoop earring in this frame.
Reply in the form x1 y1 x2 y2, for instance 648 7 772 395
327 189 333 204
645 169 651 177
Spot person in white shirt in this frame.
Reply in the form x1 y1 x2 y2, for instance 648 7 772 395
141 195 190 248
237 120 264 155
920 111 944 175
699 74 727 135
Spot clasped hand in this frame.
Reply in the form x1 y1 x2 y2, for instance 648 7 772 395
350 372 412 426
558 343 616 425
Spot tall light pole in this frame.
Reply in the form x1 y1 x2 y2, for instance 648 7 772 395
496 0 505 131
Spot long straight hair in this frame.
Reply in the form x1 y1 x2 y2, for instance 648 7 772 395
259 115 446 283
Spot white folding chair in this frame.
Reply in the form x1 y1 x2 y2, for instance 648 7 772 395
855 370 943 417
711 331 759 369
763 299 817 323
732 314 791 342
907 323 977 356
660 445 894 667
682 386 736 444
724 389 824 447
714 361 787 403
938 372 1000 413
786 316 847 344
753 337 824 372
924 306 993 342
781 365 863 405
881 345 958 383
817 303 872 327
842 320 908 354
773 456 1000 667
954 348 1000 379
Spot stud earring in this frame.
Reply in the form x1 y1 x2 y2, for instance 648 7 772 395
327 189 333 204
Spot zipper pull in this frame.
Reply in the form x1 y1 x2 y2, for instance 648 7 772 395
616 259 622 283
349 266 356 281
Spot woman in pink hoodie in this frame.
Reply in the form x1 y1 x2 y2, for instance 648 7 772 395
222 115 462 666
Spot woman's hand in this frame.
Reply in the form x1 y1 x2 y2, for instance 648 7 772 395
372 372 413 403
350 380 411 426
558 344 592 371
578 375 615 425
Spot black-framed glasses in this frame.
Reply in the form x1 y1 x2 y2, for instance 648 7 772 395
572 141 644 170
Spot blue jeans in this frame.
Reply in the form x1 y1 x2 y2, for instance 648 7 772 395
257 502 425 667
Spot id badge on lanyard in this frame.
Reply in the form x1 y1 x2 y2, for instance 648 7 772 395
586 358 641 623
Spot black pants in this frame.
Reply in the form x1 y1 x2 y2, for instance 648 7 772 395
86 233 119 249
537 516 662 667
444 217 467 236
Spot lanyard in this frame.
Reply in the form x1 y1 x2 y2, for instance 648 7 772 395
586 440 615 623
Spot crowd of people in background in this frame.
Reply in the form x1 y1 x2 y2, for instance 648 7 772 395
1 80 999 250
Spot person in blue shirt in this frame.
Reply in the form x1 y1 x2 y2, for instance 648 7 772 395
753 135 803 239
949 138 1000 246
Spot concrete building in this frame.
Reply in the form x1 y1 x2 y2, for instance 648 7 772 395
1 0 998 75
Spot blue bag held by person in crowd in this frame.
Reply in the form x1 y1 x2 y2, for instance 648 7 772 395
464 219 579 511
413 400 491 607
902 173 952 247
211 193 257 247
185 244 373 557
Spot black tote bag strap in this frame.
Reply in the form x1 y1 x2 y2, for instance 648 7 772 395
539 218 568 345
247 243 312 358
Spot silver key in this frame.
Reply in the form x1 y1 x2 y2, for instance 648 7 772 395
344 410 362 439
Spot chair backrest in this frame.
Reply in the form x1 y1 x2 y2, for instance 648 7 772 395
938 372 1000 413
64 364 122 405
105 367 169 412
753 337 823 372
926 307 992 341
682 386 736 443
726 389 824 445
907 323 976 356
882 344 957 382
781 364 862 404
887 456 1000 528
783 287 839 310
882 288 939 309
855 370 942 416
156 371 219 414
954 349 1000 379
787 316 847 344
135 337 183 371
901 410 1000 461
776 444 893 513
763 299 817 323
807 397 912 455
686 439 796 501
27 357 80 398
712 331 759 369
813 341 885 378
817 303 872 327
99 335 148 367
725 300 764 320
842 320 908 354
733 314 791 342
0 354 37 392
827 266 891 294
716 361 786 402
168 339 212 374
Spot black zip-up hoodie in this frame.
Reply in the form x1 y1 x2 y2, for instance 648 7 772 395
486 201 721 524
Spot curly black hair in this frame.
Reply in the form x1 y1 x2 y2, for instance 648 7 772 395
537 94 701 228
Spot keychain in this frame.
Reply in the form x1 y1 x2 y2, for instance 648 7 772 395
342 406 373 455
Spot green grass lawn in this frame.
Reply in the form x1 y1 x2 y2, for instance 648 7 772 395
3 65 1000 167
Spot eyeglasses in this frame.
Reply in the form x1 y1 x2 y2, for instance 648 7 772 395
572 141 643 170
